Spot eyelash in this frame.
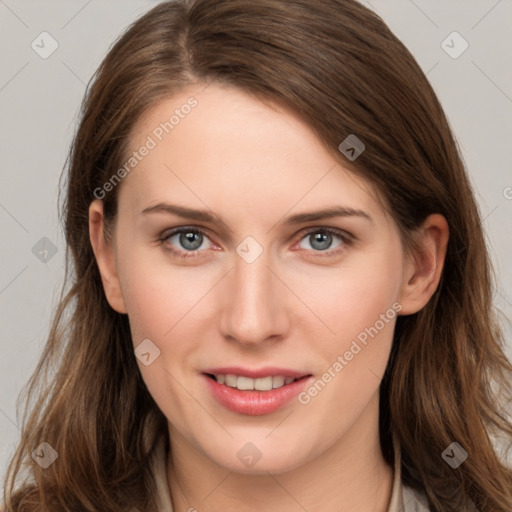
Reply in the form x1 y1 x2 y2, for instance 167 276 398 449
157 226 354 260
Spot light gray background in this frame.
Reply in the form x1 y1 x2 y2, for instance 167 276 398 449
1 0 511 485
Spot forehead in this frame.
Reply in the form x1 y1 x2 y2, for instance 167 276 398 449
118 83 386 225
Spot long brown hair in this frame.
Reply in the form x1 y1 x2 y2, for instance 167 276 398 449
4 1 512 510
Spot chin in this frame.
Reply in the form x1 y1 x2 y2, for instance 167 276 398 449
203 438 312 475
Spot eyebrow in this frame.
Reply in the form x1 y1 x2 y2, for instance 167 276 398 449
141 202 372 226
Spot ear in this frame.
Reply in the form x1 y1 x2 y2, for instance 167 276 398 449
397 213 449 315
88 199 127 314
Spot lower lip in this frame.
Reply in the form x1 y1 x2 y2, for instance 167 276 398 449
203 374 313 415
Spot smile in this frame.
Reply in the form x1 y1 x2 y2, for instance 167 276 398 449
207 374 299 391
202 368 313 415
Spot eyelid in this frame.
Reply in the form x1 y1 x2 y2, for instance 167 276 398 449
159 225 212 242
296 226 353 243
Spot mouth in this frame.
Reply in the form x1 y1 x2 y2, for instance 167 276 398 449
201 368 313 415
204 373 306 391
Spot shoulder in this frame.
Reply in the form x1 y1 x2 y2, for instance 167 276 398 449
401 484 431 511
401 483 479 512
149 435 174 512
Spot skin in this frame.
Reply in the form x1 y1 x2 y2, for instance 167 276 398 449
89 82 449 512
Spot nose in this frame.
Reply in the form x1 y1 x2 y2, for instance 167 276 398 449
219 250 290 347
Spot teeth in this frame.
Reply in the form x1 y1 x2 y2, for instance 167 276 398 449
256 377 274 391
214 374 298 390
237 376 255 390
272 376 285 388
225 374 237 387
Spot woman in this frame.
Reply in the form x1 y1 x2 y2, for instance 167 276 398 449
3 0 512 511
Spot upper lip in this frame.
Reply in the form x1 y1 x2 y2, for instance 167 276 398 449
202 366 311 379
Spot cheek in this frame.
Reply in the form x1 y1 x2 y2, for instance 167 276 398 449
302 250 402 346
116 245 207 343
298 247 403 405
120 269 171 345
293 265 401 437
116 252 207 423
335 269 399 340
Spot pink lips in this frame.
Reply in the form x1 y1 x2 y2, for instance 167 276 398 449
202 366 308 379
202 366 313 416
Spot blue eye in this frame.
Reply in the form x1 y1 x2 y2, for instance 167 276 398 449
297 228 348 252
158 226 352 259
160 228 213 258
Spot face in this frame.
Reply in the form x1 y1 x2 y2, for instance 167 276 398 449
90 82 442 474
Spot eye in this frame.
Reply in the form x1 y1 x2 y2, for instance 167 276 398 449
159 227 214 258
158 226 353 260
295 227 352 254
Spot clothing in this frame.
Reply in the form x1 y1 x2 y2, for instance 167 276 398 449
149 431 431 512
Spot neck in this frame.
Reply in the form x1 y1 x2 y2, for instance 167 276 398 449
166 393 394 512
